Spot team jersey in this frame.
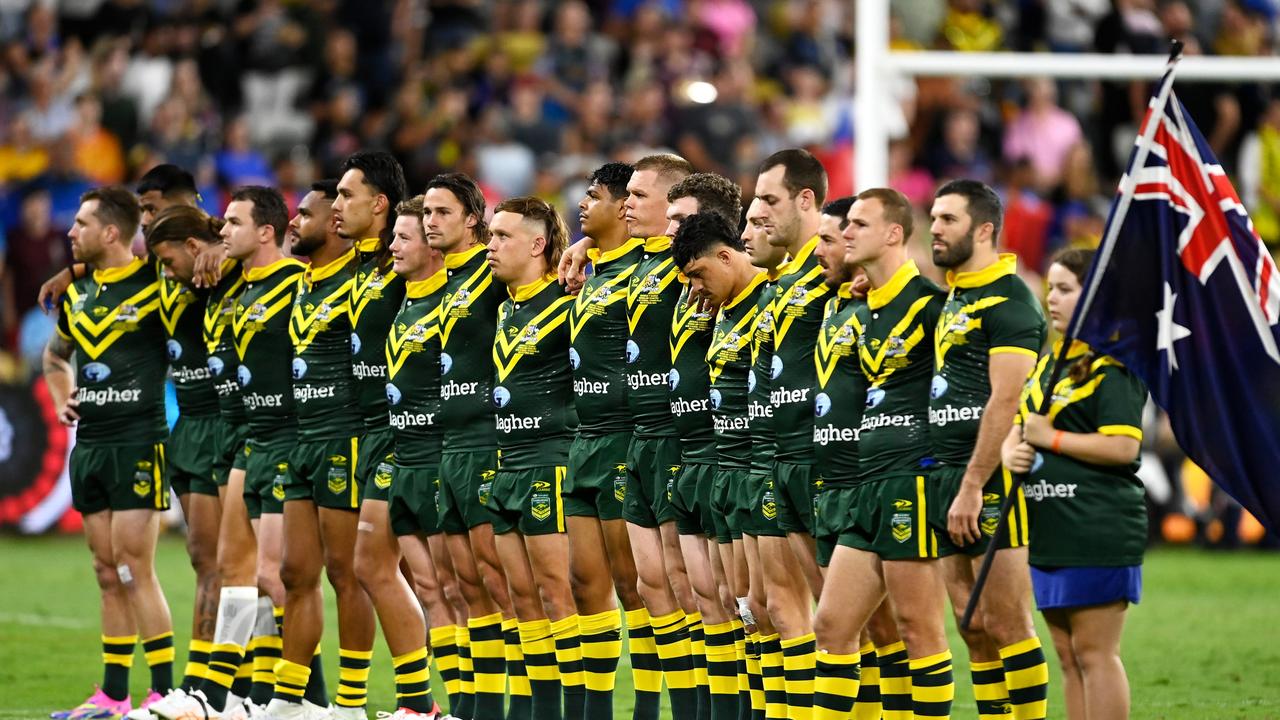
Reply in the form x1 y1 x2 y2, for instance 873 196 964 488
812 283 864 486
203 260 247 426
930 253 1046 464
233 257 307 440
56 257 167 445
290 249 361 441
708 273 770 470
1016 341 1148 566
769 236 832 462
747 273 780 474
668 283 717 464
439 244 506 452
158 273 218 417
570 238 645 435
385 271 448 467
493 274 576 469
853 261 946 481
350 238 407 432
625 237 683 437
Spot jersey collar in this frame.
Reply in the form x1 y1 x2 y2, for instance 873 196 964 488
1051 338 1091 359
946 253 1017 289
642 236 672 253
304 247 355 284
355 237 382 253
92 256 146 284
776 234 819 276
444 243 486 269
509 273 556 302
243 256 305 282
837 281 855 299
724 271 767 311
218 258 239 280
588 237 645 265
867 260 920 310
406 268 448 299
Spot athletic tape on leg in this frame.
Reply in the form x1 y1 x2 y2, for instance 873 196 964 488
737 597 755 626
116 563 133 584
213 586 260 645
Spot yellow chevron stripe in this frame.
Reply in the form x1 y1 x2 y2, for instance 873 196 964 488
233 279 297 358
495 295 574 356
493 303 571 381
386 307 444 379
771 266 827 344
351 265 398 325
627 260 680 333
440 262 494 345
570 268 635 339
289 279 353 350
69 298 162 360
158 277 196 336
69 283 160 338
707 307 759 382
934 294 1010 368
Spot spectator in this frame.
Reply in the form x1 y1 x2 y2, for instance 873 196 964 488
70 93 126 184
926 107 995 185
22 61 75 143
1002 77 1084 193
938 0 1003 51
215 115 273 188
3 188 67 327
1245 98 1280 250
0 115 49 183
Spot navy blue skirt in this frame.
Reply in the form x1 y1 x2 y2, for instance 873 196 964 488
1030 564 1142 610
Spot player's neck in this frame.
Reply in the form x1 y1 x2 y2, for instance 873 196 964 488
507 261 550 292
245 244 284 270
592 224 629 253
307 237 353 268
404 256 444 283
786 214 820 257
953 246 999 276
727 253 758 300
96 244 136 269
864 249 909 290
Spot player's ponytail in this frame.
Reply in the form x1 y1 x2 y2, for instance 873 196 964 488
1050 247 1098 385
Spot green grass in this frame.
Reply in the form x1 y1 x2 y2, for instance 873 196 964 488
0 536 1277 718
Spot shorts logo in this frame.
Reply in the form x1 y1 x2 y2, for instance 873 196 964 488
273 462 288 500
668 368 680 391
770 355 783 379
891 512 912 543
493 386 511 408
569 347 581 370
614 464 628 501
979 492 1001 536
761 489 777 520
815 392 832 417
866 387 886 409
478 471 494 506
892 498 913 510
237 365 252 387
350 332 362 354
166 339 182 361
207 356 225 376
291 358 308 380
328 467 349 494
374 462 393 490
530 492 552 522
386 383 402 406
931 375 948 399
133 460 153 497
82 362 111 383
440 352 453 375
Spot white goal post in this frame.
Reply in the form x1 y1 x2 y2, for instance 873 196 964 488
854 0 1280 189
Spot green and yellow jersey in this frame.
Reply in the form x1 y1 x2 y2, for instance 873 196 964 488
929 253 1047 464
385 271 448 467
769 236 832 463
233 257 307 441
203 260 247 426
56 257 167 445
812 283 864 486
625 237 682 437
439 244 506 452
669 283 717 464
350 238 407 432
708 273 770 470
747 274 780 474
1016 341 1148 567
290 248 361 441
854 261 946 481
570 238 645 435
493 274 577 469
158 273 218 417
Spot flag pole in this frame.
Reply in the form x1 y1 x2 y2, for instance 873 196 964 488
959 40 1185 632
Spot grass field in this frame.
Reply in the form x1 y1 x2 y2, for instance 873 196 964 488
0 535 1277 719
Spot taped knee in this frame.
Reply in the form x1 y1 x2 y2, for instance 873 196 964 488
116 563 134 586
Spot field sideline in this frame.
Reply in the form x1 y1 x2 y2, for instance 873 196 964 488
0 536 1277 719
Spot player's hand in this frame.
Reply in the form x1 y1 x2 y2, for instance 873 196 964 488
1002 441 1036 474
557 238 591 294
38 268 74 314
1021 413 1054 449
850 274 870 299
192 246 227 288
947 483 983 546
57 396 80 427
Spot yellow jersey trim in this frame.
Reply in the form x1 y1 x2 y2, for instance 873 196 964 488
775 235 819 276
588 237 645 264
643 236 672 253
1098 424 1143 441
244 257 305 282
92 256 146 284
509 273 557 302
355 237 381 253
304 248 355 284
946 253 1017 289
867 260 920 310
837 281 854 300
405 269 448 299
723 272 767 311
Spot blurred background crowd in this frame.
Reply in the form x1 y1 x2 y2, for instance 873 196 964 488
0 0 1277 545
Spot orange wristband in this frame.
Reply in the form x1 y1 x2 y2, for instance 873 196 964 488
1051 430 1064 454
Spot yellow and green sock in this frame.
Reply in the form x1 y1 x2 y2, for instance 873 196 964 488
780 633 816 720
429 625 461 712
182 639 212 691
503 617 532 720
875 641 911 720
757 633 787 720
142 631 176 695
579 609 622 720
703 621 741 720
852 642 880 720
468 613 507 718
455 624 475 719
971 659 1010 719
519 618 562 720
335 648 372 709
392 647 434 714
101 634 137 702
812 648 860 720
625 608 662 720
651 610 699 720
1000 637 1049 720
909 650 955 719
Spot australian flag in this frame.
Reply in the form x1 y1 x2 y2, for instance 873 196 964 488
1072 55 1280 531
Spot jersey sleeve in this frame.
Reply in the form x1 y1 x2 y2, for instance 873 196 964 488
56 292 73 341
986 291 1045 358
1094 362 1147 441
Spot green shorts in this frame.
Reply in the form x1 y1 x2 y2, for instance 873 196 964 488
485 465 567 536
69 441 169 515
439 449 499 534
773 461 820 534
357 428 396 502
825 475 946 562
564 433 629 520
623 434 680 528
929 465 1028 556
746 469 785 538
242 438 291 518
812 482 846 567
389 464 442 537
671 462 717 536
284 436 361 510
212 421 249 487
168 415 220 497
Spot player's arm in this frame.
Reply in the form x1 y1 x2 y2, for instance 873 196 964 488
1000 424 1035 474
557 237 596 294
947 351 1035 545
43 332 79 426
191 243 227 288
37 264 86 314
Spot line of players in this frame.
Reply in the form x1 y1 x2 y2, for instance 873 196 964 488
41 147 1054 720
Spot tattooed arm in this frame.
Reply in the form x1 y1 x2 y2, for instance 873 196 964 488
43 332 79 426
